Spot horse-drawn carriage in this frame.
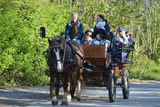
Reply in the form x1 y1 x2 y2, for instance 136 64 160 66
82 44 133 102
40 27 134 105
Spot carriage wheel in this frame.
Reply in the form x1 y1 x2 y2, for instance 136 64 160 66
108 70 116 102
122 69 130 99
70 86 76 98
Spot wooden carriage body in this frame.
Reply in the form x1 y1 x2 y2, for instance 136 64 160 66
82 45 126 84
82 45 131 102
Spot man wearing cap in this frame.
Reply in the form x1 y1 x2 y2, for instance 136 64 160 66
118 27 128 45
117 27 132 63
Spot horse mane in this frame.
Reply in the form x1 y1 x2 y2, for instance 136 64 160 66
68 40 84 56
47 36 83 63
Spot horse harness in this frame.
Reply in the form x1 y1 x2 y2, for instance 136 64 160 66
46 40 96 70
47 40 80 67
65 41 96 69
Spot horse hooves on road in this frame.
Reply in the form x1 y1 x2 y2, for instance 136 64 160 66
52 101 58 106
61 101 68 106
77 97 83 101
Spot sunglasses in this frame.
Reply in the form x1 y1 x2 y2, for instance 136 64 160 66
86 40 91 42
86 33 92 36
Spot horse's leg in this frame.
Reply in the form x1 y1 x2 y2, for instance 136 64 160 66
76 69 83 101
55 74 60 96
61 76 71 105
50 72 58 106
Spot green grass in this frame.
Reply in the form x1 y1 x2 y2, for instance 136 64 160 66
127 52 160 80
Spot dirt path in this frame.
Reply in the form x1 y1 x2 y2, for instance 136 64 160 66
0 81 160 107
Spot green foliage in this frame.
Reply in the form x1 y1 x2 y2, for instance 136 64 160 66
0 0 159 86
128 52 160 80
0 0 72 86
137 0 160 61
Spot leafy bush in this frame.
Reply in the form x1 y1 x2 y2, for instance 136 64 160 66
0 0 73 86
0 0 159 86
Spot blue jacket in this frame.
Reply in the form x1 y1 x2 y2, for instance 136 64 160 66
91 38 105 45
112 44 122 59
65 21 84 41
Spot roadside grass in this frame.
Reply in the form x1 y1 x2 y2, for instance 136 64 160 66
128 52 160 80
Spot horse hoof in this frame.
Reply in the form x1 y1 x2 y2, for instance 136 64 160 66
77 97 83 101
52 101 58 106
61 101 68 106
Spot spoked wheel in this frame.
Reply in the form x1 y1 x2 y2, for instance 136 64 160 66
108 70 116 102
70 86 76 98
122 69 130 99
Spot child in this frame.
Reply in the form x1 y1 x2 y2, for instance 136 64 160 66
83 36 92 45
91 34 104 45
91 33 110 51
112 37 123 62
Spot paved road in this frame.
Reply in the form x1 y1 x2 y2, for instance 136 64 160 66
0 81 160 107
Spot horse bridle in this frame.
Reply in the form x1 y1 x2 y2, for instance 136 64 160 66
49 40 96 71
49 41 66 70
50 45 62 62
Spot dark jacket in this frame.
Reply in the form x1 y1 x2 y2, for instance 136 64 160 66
65 21 84 41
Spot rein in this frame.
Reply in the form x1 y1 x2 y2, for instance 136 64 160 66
48 39 96 71
66 41 96 69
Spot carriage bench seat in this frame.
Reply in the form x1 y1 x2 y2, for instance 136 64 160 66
82 45 106 58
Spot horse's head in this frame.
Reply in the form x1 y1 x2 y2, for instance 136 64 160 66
48 36 66 72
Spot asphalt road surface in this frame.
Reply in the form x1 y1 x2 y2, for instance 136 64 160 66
0 81 160 107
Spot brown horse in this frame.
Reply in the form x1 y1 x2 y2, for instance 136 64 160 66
47 36 83 106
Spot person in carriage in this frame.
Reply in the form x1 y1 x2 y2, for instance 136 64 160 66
65 12 84 44
125 31 135 45
112 27 134 63
83 35 92 45
112 37 123 62
125 31 135 58
117 27 128 45
93 14 111 40
91 14 111 51
82 29 93 45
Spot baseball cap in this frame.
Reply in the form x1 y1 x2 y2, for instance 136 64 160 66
118 27 125 31
113 37 120 42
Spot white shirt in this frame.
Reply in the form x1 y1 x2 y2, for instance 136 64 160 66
96 21 106 30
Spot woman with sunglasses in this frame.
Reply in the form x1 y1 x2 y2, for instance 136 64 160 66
82 29 93 44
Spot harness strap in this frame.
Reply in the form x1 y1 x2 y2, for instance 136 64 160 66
62 41 67 65
75 51 96 69
66 41 77 59
67 41 96 69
